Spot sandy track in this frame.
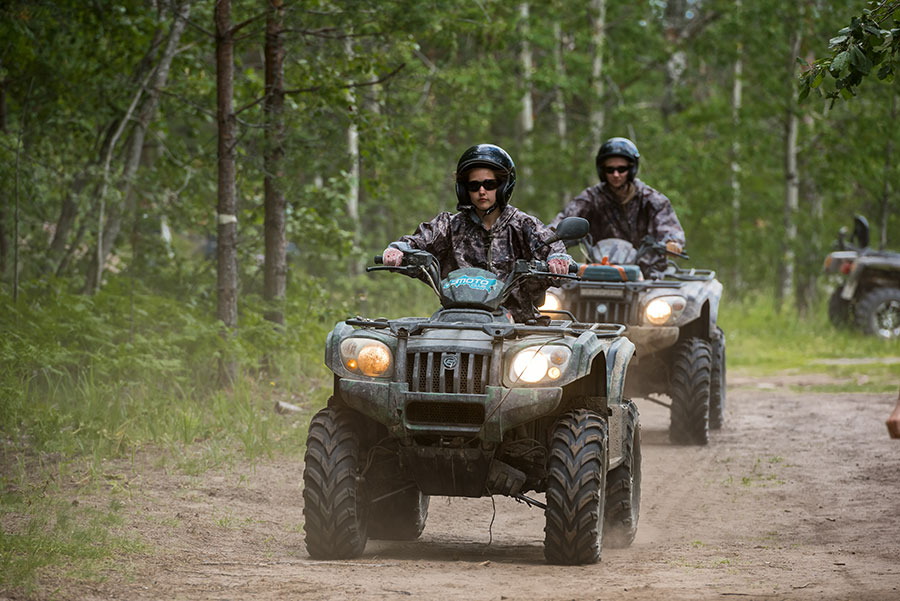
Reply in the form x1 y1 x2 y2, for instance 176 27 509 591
20 376 900 601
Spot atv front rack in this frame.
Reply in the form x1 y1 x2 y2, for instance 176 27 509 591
345 316 625 339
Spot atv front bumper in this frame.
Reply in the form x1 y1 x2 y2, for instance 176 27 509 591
338 379 562 443
623 325 680 360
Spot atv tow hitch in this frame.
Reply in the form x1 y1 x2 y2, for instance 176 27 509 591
513 493 547 510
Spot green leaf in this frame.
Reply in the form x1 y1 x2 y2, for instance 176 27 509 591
849 45 872 75
831 50 850 73
828 34 848 47
812 69 824 88
840 87 854 100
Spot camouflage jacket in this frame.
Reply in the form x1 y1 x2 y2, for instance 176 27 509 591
389 205 567 322
550 179 685 278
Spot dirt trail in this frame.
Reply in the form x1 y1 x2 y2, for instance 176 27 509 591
21 374 900 601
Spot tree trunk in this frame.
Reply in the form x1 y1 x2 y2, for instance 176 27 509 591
0 75 6 278
729 0 743 290
880 91 897 250
777 26 802 311
216 0 238 384
552 18 569 205
264 0 286 326
518 3 534 195
85 1 190 293
662 0 688 125
345 36 361 276
589 0 607 142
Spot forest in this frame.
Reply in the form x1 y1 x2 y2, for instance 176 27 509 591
3 1 899 390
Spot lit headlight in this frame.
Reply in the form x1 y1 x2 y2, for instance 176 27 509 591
509 345 571 384
644 296 686 325
340 338 393 377
539 291 561 312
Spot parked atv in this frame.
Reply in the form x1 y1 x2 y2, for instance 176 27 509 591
541 236 724 445
824 215 900 339
303 218 641 565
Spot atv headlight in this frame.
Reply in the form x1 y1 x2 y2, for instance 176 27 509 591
509 345 571 384
340 338 393 377
539 291 562 312
644 296 687 325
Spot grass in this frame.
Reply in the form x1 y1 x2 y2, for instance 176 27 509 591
720 295 900 393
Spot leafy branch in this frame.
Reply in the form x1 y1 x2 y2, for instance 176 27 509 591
799 0 900 105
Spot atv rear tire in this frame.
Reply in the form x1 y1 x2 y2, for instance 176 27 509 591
855 287 900 339
604 400 641 548
367 485 429 541
669 338 712 446
544 410 608 565
709 328 726 430
828 287 852 328
303 406 368 559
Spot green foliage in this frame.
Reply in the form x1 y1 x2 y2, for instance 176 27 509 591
799 1 900 105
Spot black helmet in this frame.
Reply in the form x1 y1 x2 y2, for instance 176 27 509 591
455 143 517 211
595 137 640 183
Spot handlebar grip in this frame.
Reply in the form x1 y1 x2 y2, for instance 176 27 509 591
374 255 384 264
568 262 578 274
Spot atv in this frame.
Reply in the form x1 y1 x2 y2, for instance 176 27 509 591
540 236 724 446
824 215 900 339
302 218 641 565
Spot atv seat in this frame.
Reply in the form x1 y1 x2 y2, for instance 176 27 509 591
578 263 642 282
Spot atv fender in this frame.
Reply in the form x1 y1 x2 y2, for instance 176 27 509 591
603 335 635 406
842 257 900 300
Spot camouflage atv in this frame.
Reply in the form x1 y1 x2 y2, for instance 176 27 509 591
541 236 724 446
302 218 641 565
824 215 900 339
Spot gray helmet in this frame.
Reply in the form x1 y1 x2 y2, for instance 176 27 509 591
455 144 516 211
596 137 640 183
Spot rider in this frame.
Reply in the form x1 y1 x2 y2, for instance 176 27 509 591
551 137 685 279
382 143 571 323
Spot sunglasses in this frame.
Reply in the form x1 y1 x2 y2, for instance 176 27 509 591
465 179 501 192
604 165 631 174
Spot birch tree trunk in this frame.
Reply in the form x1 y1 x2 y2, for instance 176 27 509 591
552 18 569 205
84 1 190 293
264 0 287 326
345 37 361 276
662 0 688 126
518 3 534 196
880 91 897 249
216 0 238 384
590 0 607 142
778 26 802 311
729 0 743 289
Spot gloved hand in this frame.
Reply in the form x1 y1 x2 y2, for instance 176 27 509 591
383 247 404 266
549 258 569 275
665 240 683 255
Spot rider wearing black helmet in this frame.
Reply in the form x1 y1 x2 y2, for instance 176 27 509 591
383 143 571 322
551 136 685 278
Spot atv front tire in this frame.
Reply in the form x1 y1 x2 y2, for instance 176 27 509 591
604 400 641 548
544 410 608 565
303 406 368 559
828 287 852 328
855 287 900 339
709 328 726 430
669 338 712 446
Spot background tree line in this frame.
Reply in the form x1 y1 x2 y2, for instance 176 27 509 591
1 0 898 380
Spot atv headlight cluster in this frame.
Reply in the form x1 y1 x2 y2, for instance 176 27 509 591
340 338 393 377
509 345 572 384
643 296 687 325
539 291 562 312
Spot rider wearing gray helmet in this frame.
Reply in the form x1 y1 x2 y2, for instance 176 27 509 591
551 137 685 278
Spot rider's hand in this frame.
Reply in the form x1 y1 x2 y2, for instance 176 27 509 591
383 248 403 266
665 240 683 255
548 258 569 275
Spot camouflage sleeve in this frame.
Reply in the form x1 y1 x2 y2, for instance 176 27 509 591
388 211 454 259
548 187 597 229
648 190 686 246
